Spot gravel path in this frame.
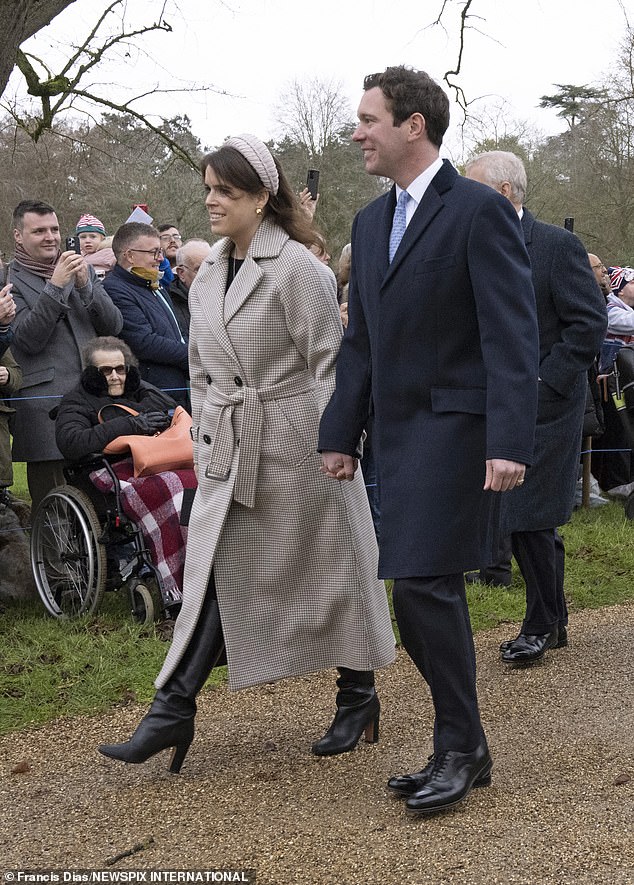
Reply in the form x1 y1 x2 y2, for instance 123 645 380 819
1 604 633 884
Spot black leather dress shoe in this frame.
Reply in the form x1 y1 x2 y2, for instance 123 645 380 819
499 625 567 654
500 628 559 664
388 751 491 799
404 741 492 816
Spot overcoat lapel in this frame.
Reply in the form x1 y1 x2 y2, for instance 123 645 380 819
198 239 240 367
381 162 457 288
224 258 263 323
197 218 288 366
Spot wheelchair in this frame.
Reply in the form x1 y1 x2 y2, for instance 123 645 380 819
30 455 179 624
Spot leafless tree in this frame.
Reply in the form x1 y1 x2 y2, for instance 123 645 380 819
274 77 352 161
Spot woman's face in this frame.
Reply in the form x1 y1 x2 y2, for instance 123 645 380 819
204 166 266 252
92 348 128 397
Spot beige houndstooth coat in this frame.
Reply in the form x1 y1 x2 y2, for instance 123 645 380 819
156 219 395 691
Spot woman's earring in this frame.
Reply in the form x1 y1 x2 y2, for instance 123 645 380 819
255 207 262 215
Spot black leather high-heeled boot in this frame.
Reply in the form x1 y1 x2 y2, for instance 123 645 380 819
99 577 225 773
311 668 379 756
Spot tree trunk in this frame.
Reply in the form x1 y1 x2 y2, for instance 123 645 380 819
0 0 77 99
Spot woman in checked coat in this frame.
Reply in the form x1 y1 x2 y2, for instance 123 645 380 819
99 134 395 773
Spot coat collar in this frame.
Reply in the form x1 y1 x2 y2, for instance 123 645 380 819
208 218 289 323
520 207 535 244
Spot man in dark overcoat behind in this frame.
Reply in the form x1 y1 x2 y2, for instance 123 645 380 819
465 151 607 664
318 66 540 816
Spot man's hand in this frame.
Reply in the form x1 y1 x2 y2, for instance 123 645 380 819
320 451 358 481
484 459 526 492
0 284 15 325
50 251 88 288
0 366 9 386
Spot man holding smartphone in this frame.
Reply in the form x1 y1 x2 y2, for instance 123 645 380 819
7 199 122 509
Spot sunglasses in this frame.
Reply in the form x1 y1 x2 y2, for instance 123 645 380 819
97 364 129 377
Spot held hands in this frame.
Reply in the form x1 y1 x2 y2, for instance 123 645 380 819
133 411 172 435
50 251 89 289
0 284 15 325
320 451 358 481
484 459 526 492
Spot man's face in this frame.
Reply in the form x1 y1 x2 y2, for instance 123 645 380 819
588 255 611 296
14 212 61 262
175 244 211 290
124 235 162 271
159 227 182 262
352 87 410 180
79 231 105 255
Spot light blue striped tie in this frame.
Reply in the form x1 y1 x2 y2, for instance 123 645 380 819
389 190 409 263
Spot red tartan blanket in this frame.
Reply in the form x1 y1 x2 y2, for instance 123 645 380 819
89 458 197 605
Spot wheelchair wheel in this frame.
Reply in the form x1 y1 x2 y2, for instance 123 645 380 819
130 582 155 625
31 485 107 618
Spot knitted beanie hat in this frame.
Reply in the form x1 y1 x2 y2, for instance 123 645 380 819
609 266 634 296
75 214 106 236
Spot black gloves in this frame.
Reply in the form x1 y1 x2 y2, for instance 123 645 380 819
132 411 172 435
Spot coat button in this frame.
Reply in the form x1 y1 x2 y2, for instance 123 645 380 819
234 376 243 387
202 434 211 444
205 375 212 384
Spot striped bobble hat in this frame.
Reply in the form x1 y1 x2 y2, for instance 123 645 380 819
75 214 106 236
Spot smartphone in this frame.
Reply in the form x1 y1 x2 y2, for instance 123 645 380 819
65 236 81 254
306 169 320 201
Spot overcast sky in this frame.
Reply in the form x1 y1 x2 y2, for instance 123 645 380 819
12 0 630 154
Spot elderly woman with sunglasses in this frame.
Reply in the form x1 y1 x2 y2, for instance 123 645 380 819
54 335 176 461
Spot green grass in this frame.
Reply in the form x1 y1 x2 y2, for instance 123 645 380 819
10 460 29 502
0 500 632 735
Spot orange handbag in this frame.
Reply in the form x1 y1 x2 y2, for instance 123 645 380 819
100 404 194 477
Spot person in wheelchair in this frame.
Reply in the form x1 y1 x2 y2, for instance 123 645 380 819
54 335 175 460
49 335 192 617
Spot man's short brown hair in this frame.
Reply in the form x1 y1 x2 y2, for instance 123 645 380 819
363 66 450 148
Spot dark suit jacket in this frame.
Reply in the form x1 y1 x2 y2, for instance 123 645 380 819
501 210 607 533
104 264 190 410
319 160 539 578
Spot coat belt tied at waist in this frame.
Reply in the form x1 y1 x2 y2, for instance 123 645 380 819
202 375 316 508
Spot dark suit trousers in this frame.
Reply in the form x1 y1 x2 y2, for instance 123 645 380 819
392 574 484 754
511 528 567 634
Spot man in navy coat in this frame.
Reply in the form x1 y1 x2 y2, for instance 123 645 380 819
104 222 190 410
318 66 539 816
465 151 607 665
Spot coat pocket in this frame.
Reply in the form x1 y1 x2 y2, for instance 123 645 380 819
265 399 317 468
21 366 55 389
413 255 457 275
431 387 486 414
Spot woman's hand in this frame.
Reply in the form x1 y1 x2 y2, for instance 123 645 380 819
320 451 358 481
132 412 171 435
